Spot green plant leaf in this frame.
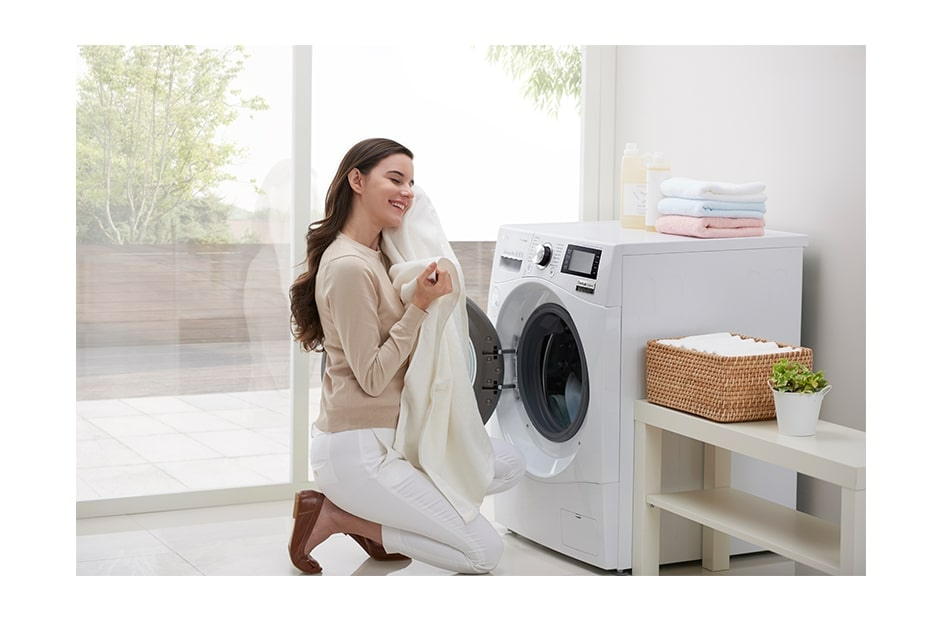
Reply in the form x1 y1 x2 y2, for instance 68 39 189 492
770 358 828 393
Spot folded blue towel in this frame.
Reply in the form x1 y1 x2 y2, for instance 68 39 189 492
657 196 766 218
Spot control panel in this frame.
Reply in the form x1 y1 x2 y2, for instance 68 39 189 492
493 228 603 296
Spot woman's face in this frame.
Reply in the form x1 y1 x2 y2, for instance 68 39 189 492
352 153 415 230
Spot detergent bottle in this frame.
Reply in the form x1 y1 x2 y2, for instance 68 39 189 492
620 142 647 229
645 152 670 231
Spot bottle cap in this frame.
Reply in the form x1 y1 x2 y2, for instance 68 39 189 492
624 143 639 155
649 152 669 167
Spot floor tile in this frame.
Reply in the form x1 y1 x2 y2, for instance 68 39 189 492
211 407 287 429
186 429 286 458
121 395 204 415
156 458 272 490
76 390 314 499
77 552 202 575
118 433 224 462
77 417 110 440
79 464 191 497
235 454 290 483
76 526 171 562
149 410 242 433
77 438 147 468
77 475 100 501
255 425 290 447
77 398 145 418
178 392 258 411
227 389 291 411
88 414 176 437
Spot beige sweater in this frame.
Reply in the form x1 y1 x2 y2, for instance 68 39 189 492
313 233 427 432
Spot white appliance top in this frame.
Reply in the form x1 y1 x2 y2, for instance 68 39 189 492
490 221 808 307
497 220 808 254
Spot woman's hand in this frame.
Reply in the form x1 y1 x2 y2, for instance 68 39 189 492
412 261 453 310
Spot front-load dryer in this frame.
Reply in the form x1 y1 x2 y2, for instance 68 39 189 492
466 221 808 572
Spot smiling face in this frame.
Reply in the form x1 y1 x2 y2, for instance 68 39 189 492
349 153 415 231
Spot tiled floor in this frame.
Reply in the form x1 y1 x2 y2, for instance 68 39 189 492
76 388 825 577
77 389 300 500
76 495 816 577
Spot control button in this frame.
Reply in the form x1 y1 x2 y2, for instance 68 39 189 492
531 243 553 268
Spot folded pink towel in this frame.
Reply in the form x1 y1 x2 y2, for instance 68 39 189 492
655 215 765 238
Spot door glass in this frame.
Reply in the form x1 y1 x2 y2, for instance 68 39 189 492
517 303 589 442
76 46 294 501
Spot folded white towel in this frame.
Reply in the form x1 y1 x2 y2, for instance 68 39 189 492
382 187 495 524
661 177 767 203
657 333 796 357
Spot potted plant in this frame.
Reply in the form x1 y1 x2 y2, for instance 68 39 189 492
768 358 831 436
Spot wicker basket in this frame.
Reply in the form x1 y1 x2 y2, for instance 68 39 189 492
645 334 813 423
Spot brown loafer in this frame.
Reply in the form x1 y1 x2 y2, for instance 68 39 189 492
289 490 325 574
346 533 410 561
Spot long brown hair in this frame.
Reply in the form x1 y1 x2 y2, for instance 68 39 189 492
289 138 414 352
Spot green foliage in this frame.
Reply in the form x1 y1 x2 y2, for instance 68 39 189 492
770 359 828 394
176 194 237 244
76 45 268 244
485 46 582 118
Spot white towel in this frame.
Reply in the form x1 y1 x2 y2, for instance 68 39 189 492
382 186 495 524
660 177 767 203
657 332 796 357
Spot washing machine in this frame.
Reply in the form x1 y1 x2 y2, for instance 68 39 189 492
464 221 808 572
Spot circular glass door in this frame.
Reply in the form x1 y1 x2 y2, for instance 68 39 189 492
517 303 589 442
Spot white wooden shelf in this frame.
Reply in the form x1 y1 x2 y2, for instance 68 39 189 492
632 400 865 576
648 487 840 575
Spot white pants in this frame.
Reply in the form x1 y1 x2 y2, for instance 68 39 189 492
310 427 525 574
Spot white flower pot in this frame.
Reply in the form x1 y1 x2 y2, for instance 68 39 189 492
770 384 832 437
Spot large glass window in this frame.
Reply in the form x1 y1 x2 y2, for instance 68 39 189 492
76 46 294 503
76 44 581 512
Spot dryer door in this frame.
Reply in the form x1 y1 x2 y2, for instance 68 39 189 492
515 302 589 443
492 282 591 478
466 297 503 425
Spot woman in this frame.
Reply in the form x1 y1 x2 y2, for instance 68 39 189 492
288 138 524 575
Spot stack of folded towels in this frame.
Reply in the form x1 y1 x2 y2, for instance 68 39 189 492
653 177 767 238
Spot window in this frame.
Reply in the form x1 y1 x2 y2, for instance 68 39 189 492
76 46 294 506
76 45 581 514
310 45 581 241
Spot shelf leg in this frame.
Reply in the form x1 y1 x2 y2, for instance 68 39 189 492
840 487 865 575
702 444 731 572
632 419 662 575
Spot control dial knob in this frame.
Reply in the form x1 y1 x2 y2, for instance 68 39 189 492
531 243 552 267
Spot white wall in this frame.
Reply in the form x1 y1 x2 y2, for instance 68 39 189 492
610 46 865 521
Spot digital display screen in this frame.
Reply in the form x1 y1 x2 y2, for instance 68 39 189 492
568 249 596 274
561 245 601 279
